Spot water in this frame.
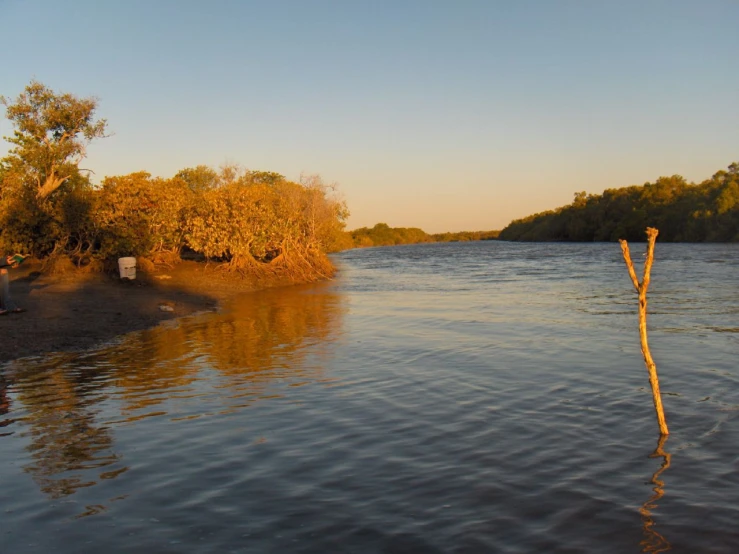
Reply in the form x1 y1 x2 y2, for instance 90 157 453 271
1 241 738 553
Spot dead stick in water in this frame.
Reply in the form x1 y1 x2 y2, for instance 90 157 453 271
619 227 669 436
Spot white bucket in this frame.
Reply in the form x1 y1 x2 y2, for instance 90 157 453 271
118 257 137 280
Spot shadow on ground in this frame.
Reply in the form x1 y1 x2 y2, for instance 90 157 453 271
0 260 226 361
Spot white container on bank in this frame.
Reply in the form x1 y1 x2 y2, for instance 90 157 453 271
118 257 137 280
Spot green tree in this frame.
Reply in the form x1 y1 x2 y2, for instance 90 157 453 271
498 163 739 243
1 80 107 201
175 165 220 192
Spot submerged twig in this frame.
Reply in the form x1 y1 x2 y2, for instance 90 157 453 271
619 227 669 436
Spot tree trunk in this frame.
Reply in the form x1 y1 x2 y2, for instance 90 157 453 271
37 172 68 200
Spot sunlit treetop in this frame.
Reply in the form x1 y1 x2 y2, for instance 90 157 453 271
1 80 107 200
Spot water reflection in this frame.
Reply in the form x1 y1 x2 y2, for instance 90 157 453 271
0 373 12 437
6 356 119 498
640 435 672 553
1 283 345 501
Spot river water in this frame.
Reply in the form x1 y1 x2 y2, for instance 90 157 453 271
1 241 738 553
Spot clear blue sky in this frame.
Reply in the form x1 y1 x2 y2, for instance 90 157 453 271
1 0 737 232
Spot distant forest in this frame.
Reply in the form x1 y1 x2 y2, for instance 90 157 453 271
349 223 499 248
499 163 739 242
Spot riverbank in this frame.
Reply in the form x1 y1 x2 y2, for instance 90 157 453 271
0 260 311 361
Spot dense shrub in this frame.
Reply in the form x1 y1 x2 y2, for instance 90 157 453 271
1 81 349 279
94 172 193 259
183 171 347 279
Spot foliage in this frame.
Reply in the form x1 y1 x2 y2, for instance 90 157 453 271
94 172 193 259
346 223 500 249
349 223 431 248
183 170 348 279
1 80 106 201
185 180 277 262
0 80 348 281
431 229 500 242
0 81 107 258
175 165 220 192
297 174 351 253
0 161 95 257
499 163 739 242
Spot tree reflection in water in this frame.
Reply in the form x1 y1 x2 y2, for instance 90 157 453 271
6 356 120 499
115 283 345 415
639 434 672 553
2 282 344 502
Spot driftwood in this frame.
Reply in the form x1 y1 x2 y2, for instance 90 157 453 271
619 227 669 436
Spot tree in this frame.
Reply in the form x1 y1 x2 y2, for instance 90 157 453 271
1 80 107 200
175 165 220 192
244 170 285 187
94 172 193 258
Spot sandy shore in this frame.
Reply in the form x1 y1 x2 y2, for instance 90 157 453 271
0 260 301 362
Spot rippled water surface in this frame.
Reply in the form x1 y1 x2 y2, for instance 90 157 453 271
2 242 738 553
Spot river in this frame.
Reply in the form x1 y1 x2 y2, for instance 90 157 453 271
1 241 738 553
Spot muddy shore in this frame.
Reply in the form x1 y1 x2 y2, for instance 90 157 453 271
0 260 303 362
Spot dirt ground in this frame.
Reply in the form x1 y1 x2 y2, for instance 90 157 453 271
0 259 302 361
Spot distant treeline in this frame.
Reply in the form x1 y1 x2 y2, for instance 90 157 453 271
499 163 739 242
1 80 348 280
349 223 499 248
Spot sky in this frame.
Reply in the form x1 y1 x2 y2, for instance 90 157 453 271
1 1 737 233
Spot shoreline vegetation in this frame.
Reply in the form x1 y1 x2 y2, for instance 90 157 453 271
0 81 351 362
342 163 739 248
348 223 500 248
0 81 349 283
498 163 739 242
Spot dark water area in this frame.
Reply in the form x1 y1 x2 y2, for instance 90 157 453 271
1 241 738 553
